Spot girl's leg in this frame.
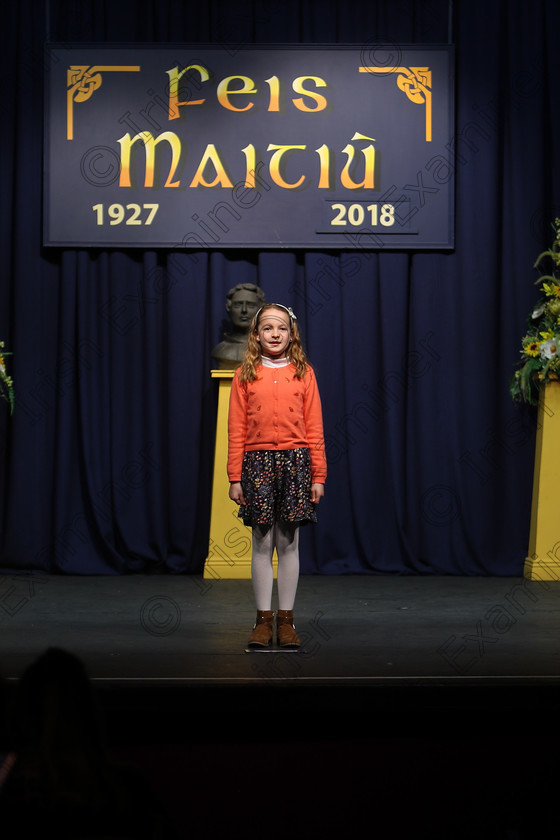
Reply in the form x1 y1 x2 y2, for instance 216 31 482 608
251 524 275 610
275 522 300 611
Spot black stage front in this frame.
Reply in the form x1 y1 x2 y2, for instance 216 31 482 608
1 574 559 838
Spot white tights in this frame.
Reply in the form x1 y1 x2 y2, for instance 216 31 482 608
251 522 300 611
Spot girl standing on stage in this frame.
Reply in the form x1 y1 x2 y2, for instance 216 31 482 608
227 303 327 648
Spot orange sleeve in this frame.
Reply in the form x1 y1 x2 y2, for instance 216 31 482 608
304 368 327 483
227 372 248 482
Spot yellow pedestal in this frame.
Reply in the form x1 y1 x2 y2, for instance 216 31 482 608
524 381 560 581
204 371 277 580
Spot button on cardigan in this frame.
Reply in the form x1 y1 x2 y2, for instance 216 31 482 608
227 363 327 484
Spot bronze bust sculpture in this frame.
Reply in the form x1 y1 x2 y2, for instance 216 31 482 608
211 283 266 369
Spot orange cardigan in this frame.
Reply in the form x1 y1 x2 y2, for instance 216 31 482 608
227 363 327 483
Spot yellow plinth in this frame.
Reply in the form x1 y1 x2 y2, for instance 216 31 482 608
524 380 560 581
204 371 276 580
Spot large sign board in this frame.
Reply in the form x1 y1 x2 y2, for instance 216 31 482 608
44 44 454 249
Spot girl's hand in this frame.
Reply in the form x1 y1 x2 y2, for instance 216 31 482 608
229 482 246 505
310 483 324 504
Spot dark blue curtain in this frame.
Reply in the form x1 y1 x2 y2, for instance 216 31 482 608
1 0 558 575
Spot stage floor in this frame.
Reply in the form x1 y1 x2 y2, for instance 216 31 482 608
2 573 560 839
1 572 559 686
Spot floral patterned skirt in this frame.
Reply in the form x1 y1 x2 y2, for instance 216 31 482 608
238 448 317 527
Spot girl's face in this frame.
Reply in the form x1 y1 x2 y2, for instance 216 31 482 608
256 308 292 357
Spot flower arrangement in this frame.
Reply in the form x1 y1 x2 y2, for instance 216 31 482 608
510 218 560 405
0 341 14 414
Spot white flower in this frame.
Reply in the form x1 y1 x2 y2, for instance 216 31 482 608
539 338 560 359
532 304 546 318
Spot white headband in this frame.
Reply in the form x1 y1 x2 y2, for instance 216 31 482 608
255 304 297 327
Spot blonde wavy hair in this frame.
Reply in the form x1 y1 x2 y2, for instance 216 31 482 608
239 304 309 382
